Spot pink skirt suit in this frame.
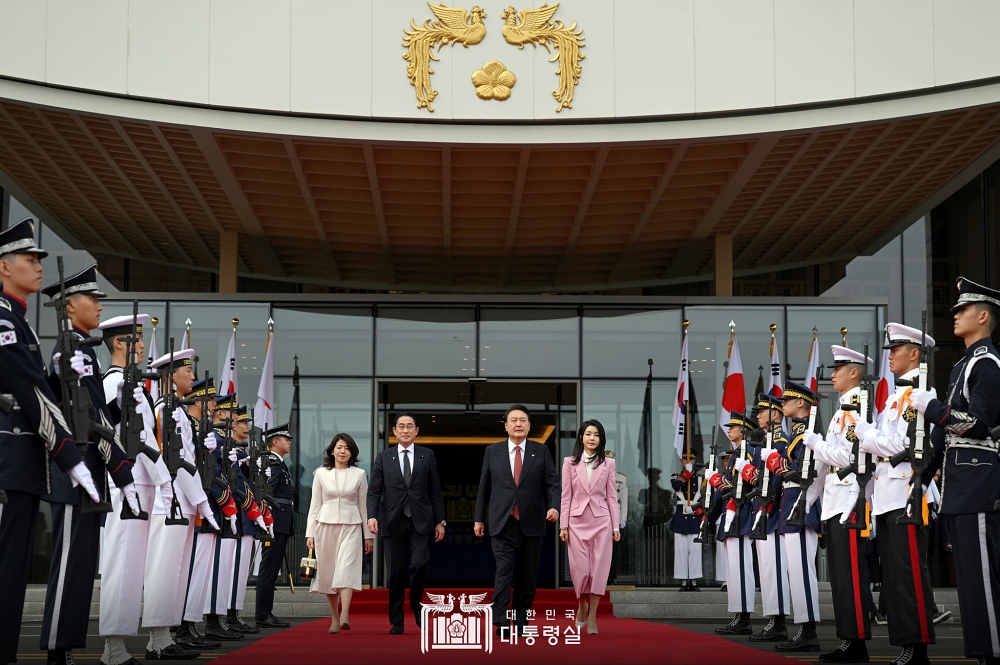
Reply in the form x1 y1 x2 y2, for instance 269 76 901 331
560 456 620 597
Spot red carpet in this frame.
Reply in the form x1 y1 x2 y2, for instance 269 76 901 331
213 591 796 665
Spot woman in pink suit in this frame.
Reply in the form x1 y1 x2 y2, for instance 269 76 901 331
560 420 621 635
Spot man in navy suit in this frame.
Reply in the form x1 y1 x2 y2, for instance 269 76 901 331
367 413 446 634
474 405 560 636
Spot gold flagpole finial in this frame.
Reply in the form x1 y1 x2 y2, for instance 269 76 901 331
151 316 159 328
682 319 690 333
841 327 848 345
232 318 240 330
769 323 777 334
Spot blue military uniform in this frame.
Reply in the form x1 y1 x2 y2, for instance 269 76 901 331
226 406 264 634
0 220 84 665
38 265 137 660
922 277 1000 664
255 423 295 627
669 454 703 591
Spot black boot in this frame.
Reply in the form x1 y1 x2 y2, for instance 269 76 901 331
679 580 691 592
174 621 221 650
750 615 788 642
205 614 244 641
689 581 700 592
891 644 929 665
715 612 752 635
47 649 75 665
820 639 870 663
226 609 260 634
775 621 820 652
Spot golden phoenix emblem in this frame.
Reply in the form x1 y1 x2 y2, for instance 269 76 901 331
403 3 487 112
501 3 585 112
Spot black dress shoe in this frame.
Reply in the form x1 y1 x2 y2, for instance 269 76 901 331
47 649 76 665
144 644 200 660
750 616 788 642
689 584 701 592
891 644 928 665
174 621 220 650
820 639 870 663
389 622 404 635
205 615 244 641
226 611 260 634
715 613 752 635
775 622 820 652
256 614 291 628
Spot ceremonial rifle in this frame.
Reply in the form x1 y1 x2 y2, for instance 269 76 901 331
46 257 114 514
891 310 929 527
724 419 750 538
247 408 273 544
693 427 717 544
220 412 245 540
750 417 780 541
161 338 197 526
118 300 158 521
785 402 819 528
839 342 874 530
191 368 220 534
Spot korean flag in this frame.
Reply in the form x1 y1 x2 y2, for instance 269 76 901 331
0 330 16 346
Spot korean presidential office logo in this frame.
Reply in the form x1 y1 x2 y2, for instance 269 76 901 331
420 593 492 653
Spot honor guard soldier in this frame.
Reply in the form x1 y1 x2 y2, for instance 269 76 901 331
97 313 174 665
0 220 96 665
766 380 823 652
801 346 874 663
144 348 219 661
861 324 937 665
227 406 270 634
912 278 1000 665
705 411 759 635
176 378 226 652
669 451 703 591
39 265 142 665
255 423 295 628
747 393 791 642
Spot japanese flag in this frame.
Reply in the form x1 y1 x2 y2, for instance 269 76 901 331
719 329 745 429
254 327 275 431
874 348 892 426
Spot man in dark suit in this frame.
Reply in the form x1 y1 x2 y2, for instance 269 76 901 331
367 413 446 635
474 405 560 637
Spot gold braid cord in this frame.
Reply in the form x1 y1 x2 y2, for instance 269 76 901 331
501 4 584 112
403 3 487 113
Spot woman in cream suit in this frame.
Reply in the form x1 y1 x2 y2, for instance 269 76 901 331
559 420 620 635
306 434 374 634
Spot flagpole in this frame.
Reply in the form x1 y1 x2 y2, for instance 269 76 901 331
682 320 691 505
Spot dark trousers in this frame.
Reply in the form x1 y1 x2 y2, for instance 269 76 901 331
491 517 543 630
0 491 40 665
255 532 289 620
384 515 431 626
877 509 935 646
40 502 101 651
947 512 1000 659
825 517 872 640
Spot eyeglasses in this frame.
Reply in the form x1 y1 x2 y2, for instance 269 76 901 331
394 423 417 431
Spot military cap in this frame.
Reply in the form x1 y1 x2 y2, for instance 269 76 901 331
756 393 782 411
953 276 1000 311
184 378 216 399
265 423 292 441
98 313 150 339
728 411 754 430
0 218 48 258
214 393 237 411
883 322 936 349
41 263 107 300
781 380 816 405
150 348 195 371
827 345 871 369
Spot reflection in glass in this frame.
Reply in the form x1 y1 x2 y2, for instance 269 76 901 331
376 308 475 377
479 308 579 377
272 306 372 376
786 307 878 383
583 309 682 378
168 302 271 402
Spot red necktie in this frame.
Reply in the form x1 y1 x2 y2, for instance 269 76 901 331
512 445 522 520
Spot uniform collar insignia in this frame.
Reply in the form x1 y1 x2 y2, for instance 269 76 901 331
0 297 9 312
975 346 988 356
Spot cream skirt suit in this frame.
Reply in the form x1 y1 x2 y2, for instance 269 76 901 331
306 466 374 593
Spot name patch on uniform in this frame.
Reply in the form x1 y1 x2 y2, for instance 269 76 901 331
975 346 988 356
0 330 16 345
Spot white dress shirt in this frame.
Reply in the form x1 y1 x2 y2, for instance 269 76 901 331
508 439 526 478
397 443 416 476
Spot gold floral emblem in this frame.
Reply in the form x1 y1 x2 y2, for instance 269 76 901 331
472 61 516 101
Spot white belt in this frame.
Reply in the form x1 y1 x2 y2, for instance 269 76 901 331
783 481 800 488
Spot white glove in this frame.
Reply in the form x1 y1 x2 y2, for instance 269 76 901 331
256 457 264 470
112 377 125 407
228 514 238 533
67 462 101 502
734 458 750 472
70 350 87 378
910 388 937 414
838 485 861 525
860 428 880 455
203 432 217 452
704 468 720 484
228 448 239 464
723 508 736 533
173 407 192 440
52 352 62 375
197 501 220 531
268 524 275 537
254 515 267 531
159 480 174 507
802 431 822 450
132 386 146 412
122 483 141 516
265 467 271 479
